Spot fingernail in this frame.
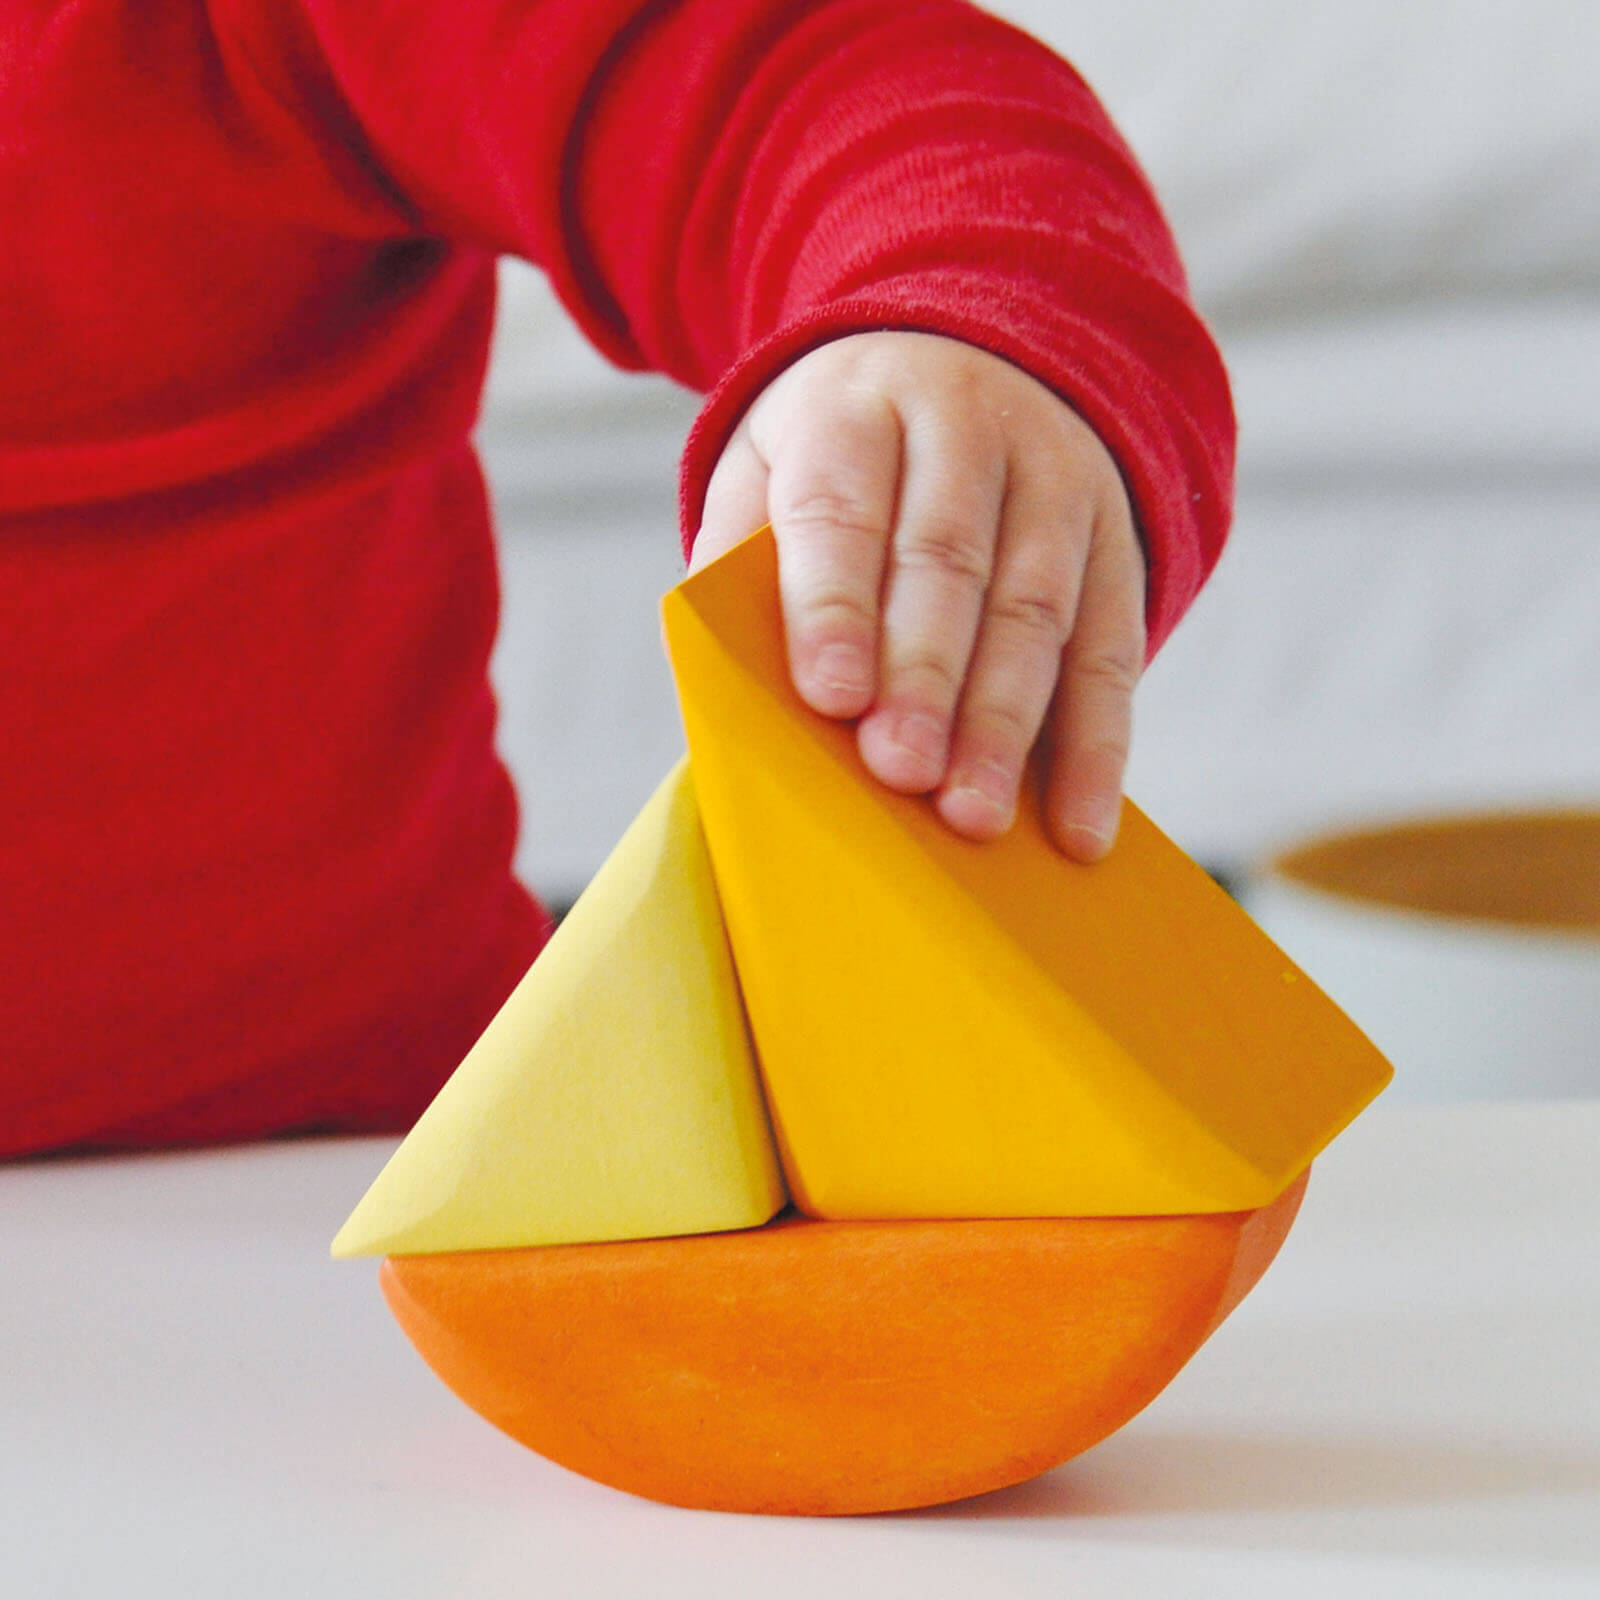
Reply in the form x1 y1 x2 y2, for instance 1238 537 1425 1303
813 642 871 697
1062 821 1112 856
890 711 947 768
1059 802 1119 858
954 760 1013 812
943 761 1017 832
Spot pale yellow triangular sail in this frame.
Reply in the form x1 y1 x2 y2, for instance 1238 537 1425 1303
332 759 786 1257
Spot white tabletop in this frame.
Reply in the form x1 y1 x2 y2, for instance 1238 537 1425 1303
4 1100 1597 1599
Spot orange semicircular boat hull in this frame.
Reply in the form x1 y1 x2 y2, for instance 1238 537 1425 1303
381 1172 1306 1517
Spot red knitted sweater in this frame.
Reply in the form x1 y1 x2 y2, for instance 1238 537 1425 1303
0 0 1234 1157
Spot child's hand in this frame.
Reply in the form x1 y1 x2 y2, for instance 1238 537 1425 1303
692 331 1145 861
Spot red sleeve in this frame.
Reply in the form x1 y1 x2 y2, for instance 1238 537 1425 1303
215 0 1235 655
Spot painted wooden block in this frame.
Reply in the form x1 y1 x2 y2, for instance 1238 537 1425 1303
380 1174 1307 1515
332 759 785 1258
662 528 1392 1218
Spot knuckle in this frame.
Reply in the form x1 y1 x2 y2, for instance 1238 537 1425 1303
1071 734 1131 782
898 517 993 586
1046 472 1101 531
968 696 1038 748
944 372 995 434
781 486 888 544
794 381 899 447
1072 645 1142 700
891 648 965 705
799 587 876 637
989 583 1074 643
1046 402 1102 459
1032 409 1109 477
922 379 1005 460
900 339 986 402
1014 455 1097 532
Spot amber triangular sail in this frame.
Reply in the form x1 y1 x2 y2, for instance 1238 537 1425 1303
662 528 1392 1219
332 759 786 1257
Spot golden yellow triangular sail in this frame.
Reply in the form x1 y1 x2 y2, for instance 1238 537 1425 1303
662 528 1392 1218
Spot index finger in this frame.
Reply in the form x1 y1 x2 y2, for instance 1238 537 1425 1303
762 387 902 720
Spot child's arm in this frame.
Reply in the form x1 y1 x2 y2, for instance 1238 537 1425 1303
215 0 1233 855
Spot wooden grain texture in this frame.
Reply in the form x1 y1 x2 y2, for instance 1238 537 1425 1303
380 1173 1306 1516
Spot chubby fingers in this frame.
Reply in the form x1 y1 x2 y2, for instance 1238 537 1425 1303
697 330 1145 855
